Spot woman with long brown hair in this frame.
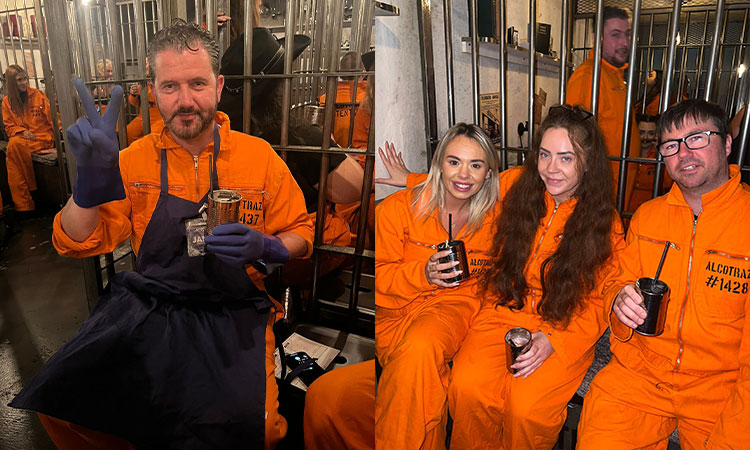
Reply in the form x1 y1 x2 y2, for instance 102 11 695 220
447 105 625 449
2 64 55 213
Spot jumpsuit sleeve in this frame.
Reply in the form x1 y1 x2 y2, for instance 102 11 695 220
126 114 144 145
539 218 627 366
2 97 26 137
40 91 54 131
52 152 134 258
406 172 428 188
707 291 750 448
374 193 434 309
565 67 593 111
262 148 314 257
601 210 646 342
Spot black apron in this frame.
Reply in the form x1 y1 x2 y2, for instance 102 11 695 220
10 126 272 449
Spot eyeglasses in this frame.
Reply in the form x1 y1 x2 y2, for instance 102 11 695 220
657 130 724 157
548 105 594 122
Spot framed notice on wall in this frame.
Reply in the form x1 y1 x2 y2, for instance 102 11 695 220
480 92 502 144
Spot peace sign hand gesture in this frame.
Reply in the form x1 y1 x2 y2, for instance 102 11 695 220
65 77 126 208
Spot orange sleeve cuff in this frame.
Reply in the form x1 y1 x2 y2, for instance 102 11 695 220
406 172 428 189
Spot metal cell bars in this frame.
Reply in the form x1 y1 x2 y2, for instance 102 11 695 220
0 0 45 91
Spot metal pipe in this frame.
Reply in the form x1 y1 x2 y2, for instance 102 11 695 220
133 0 151 136
676 12 691 103
195 0 203 27
443 0 455 126
310 0 328 101
590 0 604 116
694 11 710 98
498 0 507 169
105 0 128 147
616 0 641 213
206 0 216 38
470 0 479 123
558 0 569 103
736 73 750 168
528 0 536 145
640 14 654 115
241 0 255 134
652 0 682 199
280 0 298 152
416 0 439 159
704 0 726 101
311 0 346 307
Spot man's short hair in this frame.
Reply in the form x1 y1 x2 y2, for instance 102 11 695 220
657 99 730 142
636 113 659 124
603 6 631 24
147 19 220 81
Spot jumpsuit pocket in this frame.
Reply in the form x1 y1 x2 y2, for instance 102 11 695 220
129 182 184 233
229 188 267 232
694 249 750 318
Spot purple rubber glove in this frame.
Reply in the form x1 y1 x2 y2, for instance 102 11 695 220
65 77 125 208
205 223 291 268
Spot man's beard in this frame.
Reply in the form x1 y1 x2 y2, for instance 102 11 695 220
163 103 217 140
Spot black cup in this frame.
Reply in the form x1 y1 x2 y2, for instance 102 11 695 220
436 240 470 284
505 327 531 374
634 277 670 336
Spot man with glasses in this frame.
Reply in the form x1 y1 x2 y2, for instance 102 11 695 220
566 6 640 206
577 99 750 448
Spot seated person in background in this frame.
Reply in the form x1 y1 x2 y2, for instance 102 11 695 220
92 58 115 100
2 64 55 213
375 123 501 449
9 21 312 449
219 23 366 285
447 105 624 449
627 113 672 213
350 50 373 157
577 99 750 449
125 85 164 145
318 50 368 148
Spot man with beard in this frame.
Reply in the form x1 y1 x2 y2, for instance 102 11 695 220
10 20 313 449
566 6 641 206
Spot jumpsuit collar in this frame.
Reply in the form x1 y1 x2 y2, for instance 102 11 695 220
665 164 743 213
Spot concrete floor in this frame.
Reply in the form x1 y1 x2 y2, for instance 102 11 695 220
0 213 89 450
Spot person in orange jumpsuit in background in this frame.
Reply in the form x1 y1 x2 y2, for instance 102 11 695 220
577 100 750 448
375 123 501 449
2 64 55 212
447 105 625 449
627 113 672 213
9 21 312 449
319 51 368 148
565 6 640 207
125 85 164 144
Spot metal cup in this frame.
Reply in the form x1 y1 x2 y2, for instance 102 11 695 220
206 189 242 235
436 240 470 283
505 327 531 374
634 277 670 336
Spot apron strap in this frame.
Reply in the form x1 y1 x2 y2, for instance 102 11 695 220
160 148 169 193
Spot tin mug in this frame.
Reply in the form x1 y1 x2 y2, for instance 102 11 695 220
505 327 532 374
206 189 242 235
634 277 670 336
436 240 470 284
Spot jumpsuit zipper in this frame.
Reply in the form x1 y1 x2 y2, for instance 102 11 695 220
193 155 200 202
675 215 698 371
528 203 559 309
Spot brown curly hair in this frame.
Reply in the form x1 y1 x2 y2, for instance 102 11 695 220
482 105 617 327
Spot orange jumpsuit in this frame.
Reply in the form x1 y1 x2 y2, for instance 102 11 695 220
447 168 625 450
303 359 376 450
566 51 640 207
2 87 55 211
125 88 164 145
319 80 367 148
375 176 502 450
578 166 750 449
627 146 673 213
51 111 313 449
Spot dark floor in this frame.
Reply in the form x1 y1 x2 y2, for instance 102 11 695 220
0 213 87 450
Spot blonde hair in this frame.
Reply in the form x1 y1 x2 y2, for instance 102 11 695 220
411 123 500 236
96 58 112 78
